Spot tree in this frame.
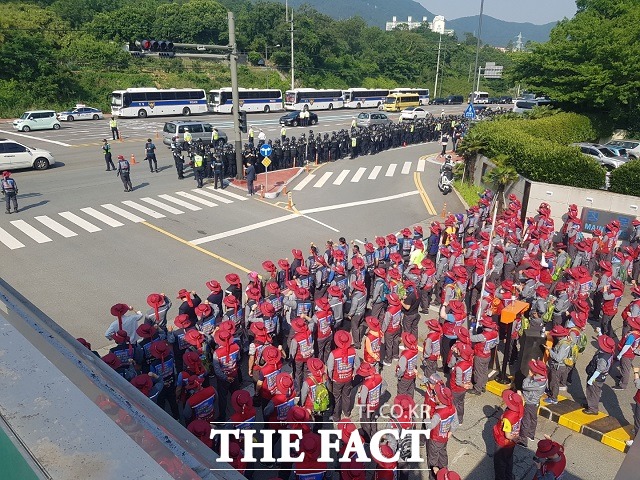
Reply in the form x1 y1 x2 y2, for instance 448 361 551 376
512 0 640 132
482 161 519 212
456 129 488 184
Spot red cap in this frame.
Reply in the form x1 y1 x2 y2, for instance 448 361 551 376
174 314 192 329
528 359 547 377
277 258 290 270
187 419 213 448
150 340 171 360
225 273 241 285
535 439 563 459
247 287 262 301
136 323 157 339
276 372 294 394
334 330 352 348
195 303 212 318
327 285 343 298
262 260 276 272
549 325 569 337
436 469 461 480
598 335 615 354
352 280 367 293
502 389 523 411
307 358 325 377
259 301 276 317
356 362 376 377
427 319 442 332
292 249 303 260
262 345 282 365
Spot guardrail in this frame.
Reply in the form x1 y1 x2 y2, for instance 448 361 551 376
0 277 244 480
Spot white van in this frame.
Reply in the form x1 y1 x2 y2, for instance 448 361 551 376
13 110 61 132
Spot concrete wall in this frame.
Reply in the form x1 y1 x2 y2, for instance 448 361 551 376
473 155 640 231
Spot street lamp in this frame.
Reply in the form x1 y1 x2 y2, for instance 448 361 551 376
471 0 485 102
265 44 280 89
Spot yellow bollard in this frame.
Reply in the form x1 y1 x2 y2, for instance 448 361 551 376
441 203 447 219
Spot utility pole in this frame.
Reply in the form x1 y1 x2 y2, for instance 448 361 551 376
434 33 442 101
290 8 295 90
228 11 243 180
471 0 485 98
285 0 288 22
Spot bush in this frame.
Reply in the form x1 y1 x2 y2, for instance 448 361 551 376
609 160 640 196
471 114 606 189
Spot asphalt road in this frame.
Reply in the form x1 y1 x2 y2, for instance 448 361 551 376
0 105 627 480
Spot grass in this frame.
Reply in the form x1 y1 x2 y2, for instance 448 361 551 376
453 180 483 207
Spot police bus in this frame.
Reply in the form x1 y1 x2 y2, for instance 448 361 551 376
284 88 344 111
390 88 430 106
208 88 284 113
110 88 208 118
342 88 390 109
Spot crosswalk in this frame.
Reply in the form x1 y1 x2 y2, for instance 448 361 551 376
0 187 246 250
293 159 427 191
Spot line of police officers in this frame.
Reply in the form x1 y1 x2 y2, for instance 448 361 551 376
168 115 467 182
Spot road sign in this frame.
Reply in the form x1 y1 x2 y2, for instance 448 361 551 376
260 144 272 157
484 62 504 79
262 157 271 168
464 103 477 120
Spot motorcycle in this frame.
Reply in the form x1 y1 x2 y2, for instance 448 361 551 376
438 157 454 195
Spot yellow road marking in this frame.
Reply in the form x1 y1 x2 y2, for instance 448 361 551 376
141 221 252 273
414 171 437 215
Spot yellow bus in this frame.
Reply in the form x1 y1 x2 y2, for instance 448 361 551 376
382 93 420 112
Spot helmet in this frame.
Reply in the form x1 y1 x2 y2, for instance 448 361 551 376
184 127 189 131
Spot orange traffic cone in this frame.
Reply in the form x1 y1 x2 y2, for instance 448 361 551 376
260 184 265 198
130 154 136 165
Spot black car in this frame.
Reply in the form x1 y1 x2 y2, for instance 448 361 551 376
498 96 513 104
279 110 319 127
445 95 463 105
431 97 447 105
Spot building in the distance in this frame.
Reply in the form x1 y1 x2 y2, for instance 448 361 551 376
385 15 455 35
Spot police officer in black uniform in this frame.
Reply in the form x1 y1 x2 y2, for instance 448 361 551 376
117 154 133 192
212 152 224 189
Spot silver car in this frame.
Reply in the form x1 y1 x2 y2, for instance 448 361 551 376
571 142 629 170
355 112 392 128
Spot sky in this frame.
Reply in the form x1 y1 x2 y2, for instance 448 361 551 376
418 0 577 25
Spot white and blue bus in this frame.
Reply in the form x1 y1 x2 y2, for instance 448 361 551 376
208 88 283 113
342 88 390 109
390 88 430 106
110 87 208 118
284 88 344 111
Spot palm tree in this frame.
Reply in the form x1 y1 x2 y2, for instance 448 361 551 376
482 163 519 212
456 129 487 184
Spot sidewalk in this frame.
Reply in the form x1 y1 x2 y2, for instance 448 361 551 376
229 167 303 199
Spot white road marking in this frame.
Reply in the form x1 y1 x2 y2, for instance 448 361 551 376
333 170 350 185
386 164 397 176
313 172 333 188
300 190 420 214
140 198 184 215
158 194 202 211
174 191 218 207
80 208 124 227
59 212 101 232
417 158 426 172
190 190 421 244
401 161 412 174
191 213 299 244
368 165 382 180
212 187 247 201
34 216 77 237
122 201 165 219
293 174 316 191
0 130 72 147
0 227 25 249
101 204 146 223
351 167 367 183
301 215 340 232
193 189 233 204
10 220 52 243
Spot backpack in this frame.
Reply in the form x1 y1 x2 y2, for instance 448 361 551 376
585 354 598 377
575 331 588 354
542 303 555 323
312 380 330 413
378 280 391 302
513 247 526 264
562 338 580 367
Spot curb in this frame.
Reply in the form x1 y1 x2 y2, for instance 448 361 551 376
485 378 633 453
228 167 304 199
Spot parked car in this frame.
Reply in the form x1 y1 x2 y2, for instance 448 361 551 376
605 139 640 160
0 138 57 170
400 107 429 121
162 121 227 146
498 96 513 104
279 111 318 127
487 97 500 104
571 142 629 170
445 95 463 105
12 110 60 132
431 97 447 105
356 112 392 128
57 105 103 122
603 145 628 158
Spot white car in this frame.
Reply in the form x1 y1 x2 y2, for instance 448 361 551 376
57 105 104 122
400 106 429 120
0 139 57 170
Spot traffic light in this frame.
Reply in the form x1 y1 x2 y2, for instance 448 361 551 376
238 111 247 133
135 40 175 53
136 39 152 50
